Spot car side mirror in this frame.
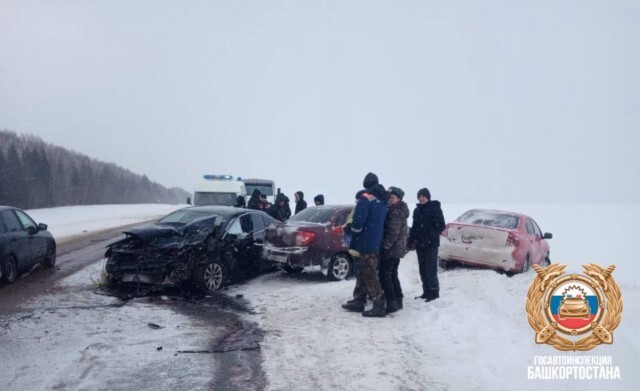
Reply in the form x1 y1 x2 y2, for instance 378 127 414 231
27 226 38 235
543 232 553 239
38 223 48 231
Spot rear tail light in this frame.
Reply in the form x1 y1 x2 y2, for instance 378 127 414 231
506 232 519 247
295 231 316 246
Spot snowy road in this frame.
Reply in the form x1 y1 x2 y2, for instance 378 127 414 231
0 224 266 391
1 203 638 390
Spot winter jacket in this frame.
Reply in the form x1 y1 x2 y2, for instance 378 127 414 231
234 195 246 208
268 194 289 222
283 195 292 220
382 200 410 258
295 191 307 214
349 184 389 254
409 200 445 248
247 189 261 210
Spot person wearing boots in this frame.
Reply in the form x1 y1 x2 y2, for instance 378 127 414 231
379 186 410 313
341 172 389 318
294 191 307 214
408 187 445 302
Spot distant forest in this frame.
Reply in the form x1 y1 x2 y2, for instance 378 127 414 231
0 130 190 209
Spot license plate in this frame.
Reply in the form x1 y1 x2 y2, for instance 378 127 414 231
269 252 288 263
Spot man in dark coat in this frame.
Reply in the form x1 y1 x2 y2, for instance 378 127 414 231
313 194 324 206
247 189 261 210
408 187 445 302
268 193 289 222
234 195 246 208
379 186 410 313
341 172 389 318
294 191 307 214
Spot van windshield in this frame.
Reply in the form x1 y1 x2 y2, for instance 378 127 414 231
245 184 274 196
194 192 237 206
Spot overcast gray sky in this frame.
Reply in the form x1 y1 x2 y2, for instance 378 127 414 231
1 0 638 204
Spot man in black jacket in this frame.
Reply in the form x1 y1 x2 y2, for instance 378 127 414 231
294 191 307 214
408 187 445 302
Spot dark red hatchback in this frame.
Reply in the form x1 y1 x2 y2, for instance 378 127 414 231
264 205 354 281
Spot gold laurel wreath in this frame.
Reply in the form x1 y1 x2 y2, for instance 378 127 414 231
525 263 623 351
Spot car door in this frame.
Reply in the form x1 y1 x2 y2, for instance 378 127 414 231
225 213 255 276
525 218 542 264
530 218 548 263
0 210 32 270
14 209 47 264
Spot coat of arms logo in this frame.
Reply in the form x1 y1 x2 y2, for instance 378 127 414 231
525 263 623 351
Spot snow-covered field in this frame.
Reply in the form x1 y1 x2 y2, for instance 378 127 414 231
26 204 184 243
24 203 640 390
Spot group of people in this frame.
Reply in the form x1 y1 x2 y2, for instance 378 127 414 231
342 172 445 318
234 189 326 222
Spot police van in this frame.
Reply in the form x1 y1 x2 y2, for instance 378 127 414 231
190 175 246 206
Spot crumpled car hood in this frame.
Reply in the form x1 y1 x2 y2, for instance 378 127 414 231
122 224 185 249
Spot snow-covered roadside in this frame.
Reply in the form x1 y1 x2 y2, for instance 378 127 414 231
224 203 639 391
11 202 639 390
26 204 185 243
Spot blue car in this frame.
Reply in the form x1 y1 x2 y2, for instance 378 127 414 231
0 206 56 283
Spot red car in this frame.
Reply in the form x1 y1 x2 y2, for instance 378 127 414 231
437 209 552 274
264 205 354 281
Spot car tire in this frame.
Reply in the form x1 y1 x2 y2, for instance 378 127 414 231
192 258 226 292
521 255 531 273
542 254 551 268
438 257 454 270
327 253 351 281
43 244 56 268
2 256 18 284
283 265 304 274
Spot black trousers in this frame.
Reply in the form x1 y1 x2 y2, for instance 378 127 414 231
379 257 403 303
416 246 439 292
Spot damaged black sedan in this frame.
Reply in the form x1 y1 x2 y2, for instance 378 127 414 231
105 206 277 292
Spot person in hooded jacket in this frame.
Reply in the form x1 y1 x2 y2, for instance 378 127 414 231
314 194 325 206
268 193 289 222
341 172 389 318
408 187 445 302
294 191 307 214
234 195 246 208
247 189 262 210
283 195 292 220
379 186 410 313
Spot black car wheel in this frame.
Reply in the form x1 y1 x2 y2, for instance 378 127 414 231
283 265 304 274
43 244 56 268
438 257 455 270
2 256 18 284
327 253 351 281
542 253 551 268
521 255 531 273
192 258 226 292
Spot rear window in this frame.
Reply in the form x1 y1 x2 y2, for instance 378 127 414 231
456 210 519 230
289 207 337 223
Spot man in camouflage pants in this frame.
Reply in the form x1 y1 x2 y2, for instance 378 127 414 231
341 172 389 317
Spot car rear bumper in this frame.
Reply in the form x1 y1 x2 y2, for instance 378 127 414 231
438 240 518 271
264 244 315 268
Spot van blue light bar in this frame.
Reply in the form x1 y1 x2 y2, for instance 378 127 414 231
203 174 234 180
